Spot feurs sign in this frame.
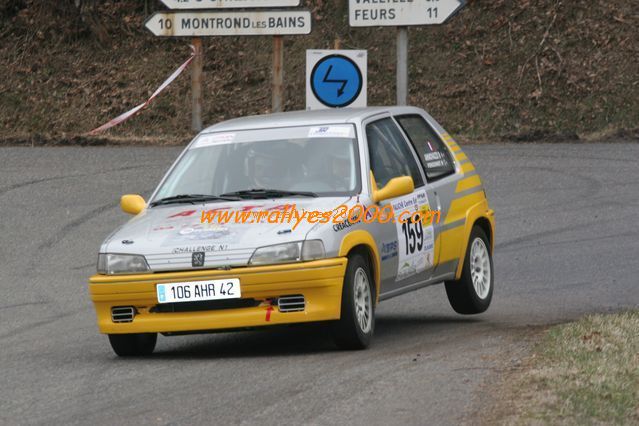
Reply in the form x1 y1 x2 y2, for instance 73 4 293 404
145 10 312 36
347 0 465 105
349 0 465 27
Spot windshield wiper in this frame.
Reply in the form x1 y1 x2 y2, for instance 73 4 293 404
150 194 240 207
220 189 319 199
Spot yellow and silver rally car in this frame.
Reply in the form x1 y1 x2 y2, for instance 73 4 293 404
89 106 495 356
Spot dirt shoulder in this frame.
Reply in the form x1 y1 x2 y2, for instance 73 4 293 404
479 312 639 425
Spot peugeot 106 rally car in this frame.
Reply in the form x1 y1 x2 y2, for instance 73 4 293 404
89 106 495 356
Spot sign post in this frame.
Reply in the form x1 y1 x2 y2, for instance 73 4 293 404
349 0 465 105
145 1 310 125
396 27 408 106
272 36 284 112
191 37 203 131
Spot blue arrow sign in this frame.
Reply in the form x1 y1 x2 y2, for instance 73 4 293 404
310 55 363 108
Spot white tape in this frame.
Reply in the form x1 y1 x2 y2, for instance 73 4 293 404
88 46 196 135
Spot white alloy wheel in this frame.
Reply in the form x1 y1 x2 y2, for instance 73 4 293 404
353 267 373 333
470 237 491 299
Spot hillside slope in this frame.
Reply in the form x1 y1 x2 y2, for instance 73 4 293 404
1 0 637 144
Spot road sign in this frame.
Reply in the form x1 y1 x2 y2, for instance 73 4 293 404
348 0 466 105
349 0 465 27
145 10 312 36
159 0 301 9
306 50 367 110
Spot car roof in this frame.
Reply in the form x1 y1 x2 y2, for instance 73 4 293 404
202 106 424 133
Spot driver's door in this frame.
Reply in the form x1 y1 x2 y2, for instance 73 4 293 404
364 116 434 298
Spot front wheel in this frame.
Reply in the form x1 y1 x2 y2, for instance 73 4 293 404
108 333 157 357
331 253 375 350
445 226 494 314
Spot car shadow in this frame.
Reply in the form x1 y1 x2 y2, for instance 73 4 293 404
149 314 483 360
375 314 481 339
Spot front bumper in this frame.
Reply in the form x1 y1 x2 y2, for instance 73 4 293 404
89 258 347 334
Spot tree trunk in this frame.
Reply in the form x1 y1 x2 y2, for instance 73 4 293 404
68 0 109 44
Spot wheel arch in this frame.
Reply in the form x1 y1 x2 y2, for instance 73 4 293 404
474 216 493 252
338 230 381 303
455 202 495 280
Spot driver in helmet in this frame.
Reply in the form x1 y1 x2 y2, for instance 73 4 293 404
301 140 353 192
326 145 352 191
245 142 298 189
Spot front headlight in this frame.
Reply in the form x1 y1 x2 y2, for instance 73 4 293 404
97 253 150 275
248 240 325 265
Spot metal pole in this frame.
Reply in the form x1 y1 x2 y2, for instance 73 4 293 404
272 35 284 113
191 37 203 132
396 26 408 106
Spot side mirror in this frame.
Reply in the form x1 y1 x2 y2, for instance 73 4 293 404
371 172 415 203
120 194 146 215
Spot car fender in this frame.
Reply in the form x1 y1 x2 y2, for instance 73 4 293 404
338 230 381 302
455 200 495 280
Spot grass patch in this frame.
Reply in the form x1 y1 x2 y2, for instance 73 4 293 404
499 312 639 424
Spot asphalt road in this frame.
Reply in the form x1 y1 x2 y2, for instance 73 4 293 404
1 143 637 425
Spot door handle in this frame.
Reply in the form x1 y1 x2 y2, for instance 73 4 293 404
433 191 442 212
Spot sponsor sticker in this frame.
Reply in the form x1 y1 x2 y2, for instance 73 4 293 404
391 189 435 281
333 220 354 232
178 224 231 240
426 159 447 168
152 225 175 232
381 240 399 261
172 244 229 254
193 133 236 148
424 151 444 161
308 126 353 139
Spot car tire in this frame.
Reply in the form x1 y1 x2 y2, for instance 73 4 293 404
331 253 375 350
445 226 494 315
108 333 157 357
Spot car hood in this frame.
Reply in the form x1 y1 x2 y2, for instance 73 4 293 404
102 197 352 272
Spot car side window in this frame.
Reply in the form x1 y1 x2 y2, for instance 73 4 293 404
366 118 424 189
395 115 455 181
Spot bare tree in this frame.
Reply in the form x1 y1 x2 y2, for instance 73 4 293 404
73 0 109 44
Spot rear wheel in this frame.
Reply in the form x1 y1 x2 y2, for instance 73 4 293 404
331 253 375 350
108 333 157 357
445 226 493 314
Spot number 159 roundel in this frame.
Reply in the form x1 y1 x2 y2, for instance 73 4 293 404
88 106 495 356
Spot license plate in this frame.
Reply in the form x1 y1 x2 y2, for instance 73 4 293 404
156 279 241 304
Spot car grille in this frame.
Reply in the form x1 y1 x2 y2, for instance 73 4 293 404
145 248 254 271
111 306 136 323
277 295 306 312
150 298 260 313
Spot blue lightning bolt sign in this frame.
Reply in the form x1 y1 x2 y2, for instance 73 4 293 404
310 54 363 108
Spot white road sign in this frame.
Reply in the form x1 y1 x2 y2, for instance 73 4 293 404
306 50 367 110
349 0 465 27
159 0 301 9
145 10 312 36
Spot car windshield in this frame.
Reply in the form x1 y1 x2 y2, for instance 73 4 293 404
152 124 361 202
